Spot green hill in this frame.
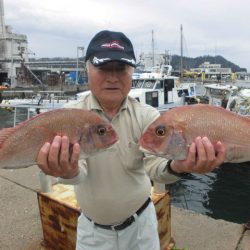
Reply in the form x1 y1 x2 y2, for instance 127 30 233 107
171 55 246 72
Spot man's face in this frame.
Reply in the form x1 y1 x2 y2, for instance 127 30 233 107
87 61 134 106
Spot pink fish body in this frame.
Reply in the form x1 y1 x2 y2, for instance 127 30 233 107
0 108 118 169
139 104 250 163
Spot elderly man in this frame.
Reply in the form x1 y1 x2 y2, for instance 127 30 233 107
37 30 225 250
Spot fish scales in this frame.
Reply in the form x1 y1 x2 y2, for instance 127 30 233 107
174 106 250 145
0 108 118 169
139 104 250 163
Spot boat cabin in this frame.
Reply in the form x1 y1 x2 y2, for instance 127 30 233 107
130 76 197 110
204 84 238 108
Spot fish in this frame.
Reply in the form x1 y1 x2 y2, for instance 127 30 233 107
0 108 119 169
139 104 250 163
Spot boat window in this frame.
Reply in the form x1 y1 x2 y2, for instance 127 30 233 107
189 86 195 96
210 89 227 96
177 89 189 97
155 80 163 89
164 79 175 90
231 90 238 96
146 91 158 107
142 80 155 89
132 80 144 88
162 66 169 74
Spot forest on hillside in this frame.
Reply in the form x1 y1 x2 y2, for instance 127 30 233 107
171 55 246 72
29 55 247 73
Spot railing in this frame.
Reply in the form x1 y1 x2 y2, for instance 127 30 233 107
0 103 62 127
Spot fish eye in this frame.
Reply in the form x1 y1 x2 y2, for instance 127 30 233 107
155 125 166 137
97 125 107 136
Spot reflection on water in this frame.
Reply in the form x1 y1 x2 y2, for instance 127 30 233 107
0 108 249 224
168 162 250 224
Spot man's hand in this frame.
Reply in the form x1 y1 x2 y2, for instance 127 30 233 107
170 136 225 174
37 135 80 179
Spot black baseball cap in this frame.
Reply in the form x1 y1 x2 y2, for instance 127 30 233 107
85 30 136 67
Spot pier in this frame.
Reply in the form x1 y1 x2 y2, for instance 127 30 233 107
0 166 249 250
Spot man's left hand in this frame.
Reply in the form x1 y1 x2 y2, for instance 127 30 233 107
170 136 226 174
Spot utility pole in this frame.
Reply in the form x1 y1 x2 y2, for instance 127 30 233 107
76 46 84 85
0 0 5 38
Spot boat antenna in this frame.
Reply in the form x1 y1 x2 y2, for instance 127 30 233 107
152 30 155 68
180 24 183 82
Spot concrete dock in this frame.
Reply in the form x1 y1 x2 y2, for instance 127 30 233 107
0 167 249 250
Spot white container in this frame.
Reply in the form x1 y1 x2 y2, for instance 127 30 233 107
39 171 52 193
153 182 166 195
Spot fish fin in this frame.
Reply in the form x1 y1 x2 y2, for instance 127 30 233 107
0 127 17 148
0 111 57 147
225 144 250 163
167 129 188 160
3 163 37 169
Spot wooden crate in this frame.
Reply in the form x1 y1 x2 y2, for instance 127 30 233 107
37 184 171 250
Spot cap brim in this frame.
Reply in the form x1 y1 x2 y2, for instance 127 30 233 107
89 51 136 67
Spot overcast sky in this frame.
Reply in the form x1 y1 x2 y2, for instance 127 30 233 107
3 0 250 71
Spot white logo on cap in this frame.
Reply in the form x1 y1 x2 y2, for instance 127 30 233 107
121 58 136 65
101 41 124 50
92 56 111 64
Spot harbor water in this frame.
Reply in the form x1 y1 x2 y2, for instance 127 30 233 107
0 108 249 224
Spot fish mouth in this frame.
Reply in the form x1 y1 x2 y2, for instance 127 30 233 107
106 140 119 150
107 137 119 148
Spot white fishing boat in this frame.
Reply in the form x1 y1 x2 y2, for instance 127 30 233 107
227 88 250 116
203 83 238 108
131 69 197 111
0 90 75 113
202 83 250 116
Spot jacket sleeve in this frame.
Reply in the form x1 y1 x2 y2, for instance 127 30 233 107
143 154 180 184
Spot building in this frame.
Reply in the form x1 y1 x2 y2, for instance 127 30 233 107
0 0 29 87
191 61 232 80
137 52 171 72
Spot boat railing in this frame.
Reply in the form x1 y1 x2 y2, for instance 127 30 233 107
0 103 62 127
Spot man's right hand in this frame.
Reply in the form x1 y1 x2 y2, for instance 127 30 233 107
37 135 80 179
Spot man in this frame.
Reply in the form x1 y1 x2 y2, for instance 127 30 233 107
37 30 225 250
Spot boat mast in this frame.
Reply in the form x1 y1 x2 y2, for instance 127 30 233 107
0 0 6 58
152 30 155 68
180 24 183 82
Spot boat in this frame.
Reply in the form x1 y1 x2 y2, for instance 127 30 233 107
202 83 250 116
203 83 238 108
0 90 75 113
227 88 250 116
131 64 197 112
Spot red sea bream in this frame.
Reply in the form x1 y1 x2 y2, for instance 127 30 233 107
139 104 250 163
0 109 118 169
